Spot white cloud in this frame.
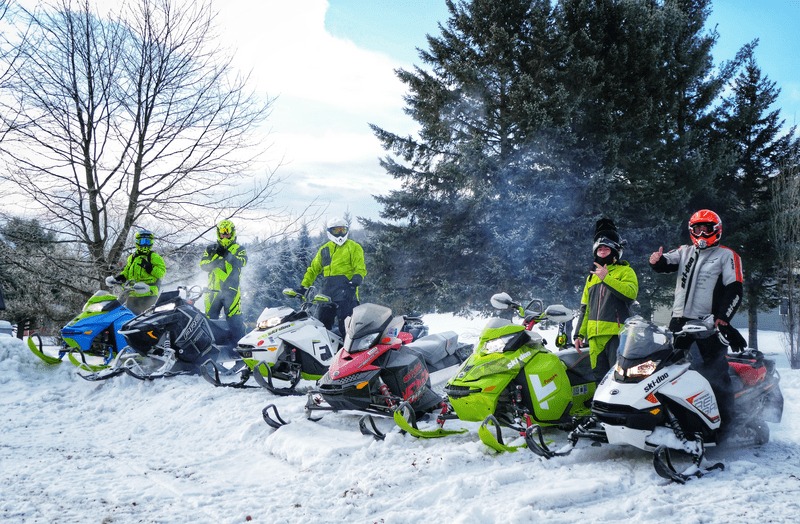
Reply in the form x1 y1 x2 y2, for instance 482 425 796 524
216 0 415 225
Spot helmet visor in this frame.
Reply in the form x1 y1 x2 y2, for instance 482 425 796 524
328 226 348 237
136 237 152 247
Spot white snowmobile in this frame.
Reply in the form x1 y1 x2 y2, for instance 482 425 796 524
526 316 783 483
203 287 430 395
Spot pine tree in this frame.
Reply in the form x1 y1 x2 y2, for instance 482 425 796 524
367 0 587 313
716 51 800 348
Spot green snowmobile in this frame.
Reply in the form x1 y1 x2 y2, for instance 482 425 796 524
373 293 597 452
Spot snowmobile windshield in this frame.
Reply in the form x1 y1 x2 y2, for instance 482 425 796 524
617 318 672 361
84 291 118 313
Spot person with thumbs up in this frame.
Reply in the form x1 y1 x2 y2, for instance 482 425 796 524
649 209 744 440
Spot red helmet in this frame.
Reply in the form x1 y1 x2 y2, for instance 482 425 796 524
688 210 721 248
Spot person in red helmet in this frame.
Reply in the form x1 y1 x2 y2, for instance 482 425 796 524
649 209 744 440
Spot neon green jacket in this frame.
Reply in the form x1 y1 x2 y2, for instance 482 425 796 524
576 261 638 340
301 239 366 299
120 251 166 297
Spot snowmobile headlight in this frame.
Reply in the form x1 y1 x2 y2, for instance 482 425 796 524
482 334 516 354
153 302 177 313
626 360 658 378
257 316 283 330
85 301 112 313
352 332 380 352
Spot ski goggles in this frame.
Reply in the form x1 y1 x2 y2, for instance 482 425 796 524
136 237 152 247
218 227 233 238
690 223 718 236
328 226 348 236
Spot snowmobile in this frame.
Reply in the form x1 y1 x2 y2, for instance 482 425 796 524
78 285 246 381
389 292 596 452
203 287 430 394
260 302 473 430
27 280 151 372
525 316 784 483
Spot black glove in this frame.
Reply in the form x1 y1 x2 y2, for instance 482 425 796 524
295 286 308 296
140 258 154 274
350 274 363 287
115 274 126 283
215 244 226 257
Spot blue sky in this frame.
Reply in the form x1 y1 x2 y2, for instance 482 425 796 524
216 0 800 237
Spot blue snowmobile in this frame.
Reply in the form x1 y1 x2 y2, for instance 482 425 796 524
27 280 150 372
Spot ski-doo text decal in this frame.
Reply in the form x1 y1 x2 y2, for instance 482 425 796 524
643 372 670 393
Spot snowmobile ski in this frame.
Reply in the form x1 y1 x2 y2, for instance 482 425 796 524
653 443 724 484
392 407 468 439
27 334 67 365
200 359 257 389
252 360 304 396
262 404 290 429
479 415 528 453
358 403 468 441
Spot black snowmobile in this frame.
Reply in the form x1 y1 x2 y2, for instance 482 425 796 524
78 285 246 381
261 302 473 430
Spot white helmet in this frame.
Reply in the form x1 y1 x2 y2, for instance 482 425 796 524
326 217 349 246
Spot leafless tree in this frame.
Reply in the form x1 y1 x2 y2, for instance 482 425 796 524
771 162 800 368
0 0 284 289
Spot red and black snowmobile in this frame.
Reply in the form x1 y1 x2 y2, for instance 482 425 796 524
261 302 473 430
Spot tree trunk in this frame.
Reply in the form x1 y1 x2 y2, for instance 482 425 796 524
747 304 758 350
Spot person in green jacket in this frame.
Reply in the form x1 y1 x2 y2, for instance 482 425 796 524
299 217 367 335
574 219 639 383
200 220 248 343
113 230 166 315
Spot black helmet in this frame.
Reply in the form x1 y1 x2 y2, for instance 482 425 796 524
593 218 625 263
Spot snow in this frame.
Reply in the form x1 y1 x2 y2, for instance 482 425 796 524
2 315 800 524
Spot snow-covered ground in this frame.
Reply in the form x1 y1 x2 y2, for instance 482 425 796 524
1 314 799 524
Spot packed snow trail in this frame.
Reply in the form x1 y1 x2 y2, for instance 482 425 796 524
2 319 800 524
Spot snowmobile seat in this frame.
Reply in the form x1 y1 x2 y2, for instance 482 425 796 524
403 331 461 372
728 361 767 386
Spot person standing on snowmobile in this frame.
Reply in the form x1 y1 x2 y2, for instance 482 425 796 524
200 220 248 344
649 209 743 438
298 217 366 335
112 230 166 315
574 219 639 383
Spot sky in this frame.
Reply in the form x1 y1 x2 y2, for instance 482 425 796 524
3 317 799 523
210 0 800 236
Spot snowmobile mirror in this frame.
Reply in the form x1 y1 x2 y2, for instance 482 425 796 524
490 293 515 310
543 305 575 322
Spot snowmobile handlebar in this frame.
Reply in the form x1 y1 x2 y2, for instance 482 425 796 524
282 287 332 307
105 277 151 295
490 293 576 324
176 285 213 302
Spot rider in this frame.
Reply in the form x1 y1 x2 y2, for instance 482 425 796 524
649 209 744 439
200 220 248 344
299 217 367 335
574 218 639 383
113 230 166 314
